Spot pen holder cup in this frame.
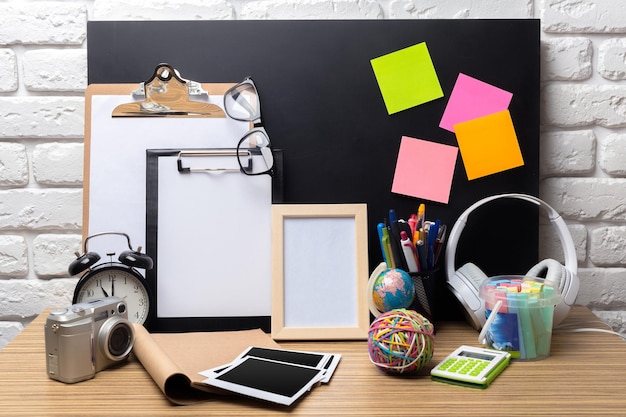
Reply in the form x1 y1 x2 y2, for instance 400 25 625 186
479 276 561 361
408 269 437 323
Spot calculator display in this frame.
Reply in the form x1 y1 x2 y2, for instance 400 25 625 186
459 350 495 361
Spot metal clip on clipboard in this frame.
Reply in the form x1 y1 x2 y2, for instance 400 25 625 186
111 63 226 118
176 150 252 174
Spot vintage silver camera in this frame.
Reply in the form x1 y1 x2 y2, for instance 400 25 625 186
44 296 135 383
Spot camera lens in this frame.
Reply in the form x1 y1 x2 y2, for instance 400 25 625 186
108 322 133 357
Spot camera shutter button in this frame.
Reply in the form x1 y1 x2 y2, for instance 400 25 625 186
50 308 67 315
71 306 85 314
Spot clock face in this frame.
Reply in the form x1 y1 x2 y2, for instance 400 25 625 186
73 264 150 324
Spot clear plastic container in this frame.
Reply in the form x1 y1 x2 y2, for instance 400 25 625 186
479 276 561 360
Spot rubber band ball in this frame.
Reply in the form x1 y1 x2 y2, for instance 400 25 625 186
367 309 435 374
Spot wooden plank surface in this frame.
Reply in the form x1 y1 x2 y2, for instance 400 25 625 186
1 306 624 416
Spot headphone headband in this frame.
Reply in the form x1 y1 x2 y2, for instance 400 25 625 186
445 194 578 296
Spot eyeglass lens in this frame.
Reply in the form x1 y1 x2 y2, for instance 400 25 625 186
238 129 274 175
224 82 260 122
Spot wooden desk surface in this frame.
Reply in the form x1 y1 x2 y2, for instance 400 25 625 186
1 306 624 416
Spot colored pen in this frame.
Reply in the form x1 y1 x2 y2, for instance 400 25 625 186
416 240 427 271
434 224 447 264
412 229 421 246
389 209 397 224
427 219 440 269
408 214 417 237
400 231 419 273
377 223 388 265
416 204 425 230
381 226 395 268
388 210 408 271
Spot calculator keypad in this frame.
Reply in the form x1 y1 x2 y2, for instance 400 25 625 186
439 358 489 376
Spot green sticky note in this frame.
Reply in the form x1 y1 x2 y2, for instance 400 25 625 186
370 42 444 115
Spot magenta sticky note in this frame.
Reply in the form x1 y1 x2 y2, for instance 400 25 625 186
439 73 513 132
391 136 458 204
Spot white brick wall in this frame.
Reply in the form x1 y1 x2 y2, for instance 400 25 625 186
1 0 626 349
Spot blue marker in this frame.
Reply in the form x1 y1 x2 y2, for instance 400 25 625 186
389 209 397 224
377 223 388 264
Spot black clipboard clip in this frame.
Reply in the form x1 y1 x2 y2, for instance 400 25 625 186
176 150 252 174
112 63 226 118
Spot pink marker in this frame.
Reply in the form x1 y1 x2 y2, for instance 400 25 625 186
400 231 419 273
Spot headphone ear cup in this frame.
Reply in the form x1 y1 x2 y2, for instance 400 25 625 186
119 250 154 270
527 258 574 327
449 263 489 330
456 262 489 292
526 258 566 292
68 252 101 276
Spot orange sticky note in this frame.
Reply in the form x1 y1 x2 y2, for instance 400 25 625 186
392 136 458 204
454 110 524 180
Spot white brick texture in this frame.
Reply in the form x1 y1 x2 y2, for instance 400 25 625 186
389 0 532 19
0 278 76 318
0 97 84 138
542 37 592 81
0 143 29 186
542 178 626 221
598 38 626 80
33 234 82 277
589 227 626 266
600 133 626 176
240 0 383 19
0 3 87 45
0 49 18 92
540 130 595 177
543 0 626 33
0 189 82 230
542 85 626 128
0 236 28 277
23 49 88 92
33 143 84 185
92 0 234 20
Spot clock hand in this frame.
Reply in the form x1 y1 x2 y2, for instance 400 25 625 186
111 278 115 296
101 286 109 297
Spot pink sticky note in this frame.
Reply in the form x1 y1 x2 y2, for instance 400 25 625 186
439 73 513 132
392 136 458 204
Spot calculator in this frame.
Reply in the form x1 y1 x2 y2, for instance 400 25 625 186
430 345 511 389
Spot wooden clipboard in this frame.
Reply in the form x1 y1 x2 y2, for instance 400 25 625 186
83 68 276 332
83 81 247 256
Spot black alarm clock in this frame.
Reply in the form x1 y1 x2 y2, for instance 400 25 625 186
69 232 153 325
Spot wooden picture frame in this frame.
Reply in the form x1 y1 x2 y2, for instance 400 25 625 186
271 204 370 340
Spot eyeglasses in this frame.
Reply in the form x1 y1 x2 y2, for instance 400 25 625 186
223 77 274 176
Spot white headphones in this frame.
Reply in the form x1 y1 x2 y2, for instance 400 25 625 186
445 193 579 330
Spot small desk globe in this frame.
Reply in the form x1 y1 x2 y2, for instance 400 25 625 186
372 268 415 312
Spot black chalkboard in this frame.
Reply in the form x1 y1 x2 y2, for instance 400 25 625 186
88 19 540 321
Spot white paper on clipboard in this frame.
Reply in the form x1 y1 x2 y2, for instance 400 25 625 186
85 85 249 258
149 151 272 318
